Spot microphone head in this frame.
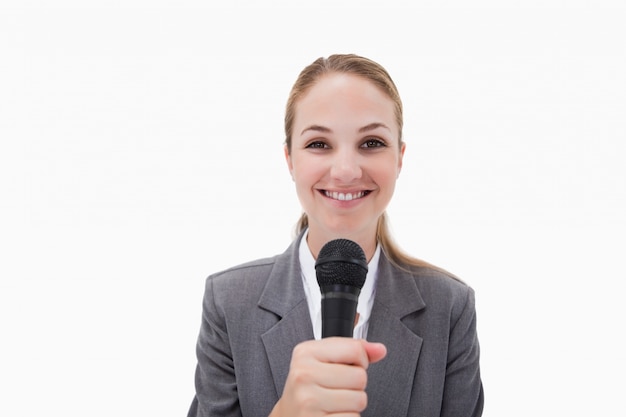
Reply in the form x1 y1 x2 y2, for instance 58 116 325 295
315 238 368 289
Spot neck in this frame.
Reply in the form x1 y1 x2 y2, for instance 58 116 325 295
305 228 378 262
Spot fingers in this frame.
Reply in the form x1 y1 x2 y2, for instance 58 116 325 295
275 338 387 416
292 337 364 368
290 360 368 391
295 337 385 369
319 388 368 413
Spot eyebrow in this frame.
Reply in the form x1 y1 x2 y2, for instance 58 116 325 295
300 125 331 135
300 122 391 135
358 122 391 133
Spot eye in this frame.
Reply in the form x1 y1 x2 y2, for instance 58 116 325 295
361 138 386 148
305 141 329 149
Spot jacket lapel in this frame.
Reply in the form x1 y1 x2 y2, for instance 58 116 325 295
259 233 314 397
364 255 426 417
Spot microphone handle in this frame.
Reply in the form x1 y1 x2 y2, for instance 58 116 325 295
320 285 361 338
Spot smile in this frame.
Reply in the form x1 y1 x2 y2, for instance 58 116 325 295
322 190 370 201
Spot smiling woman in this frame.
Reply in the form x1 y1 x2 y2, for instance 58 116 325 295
285 71 404 260
187 54 484 417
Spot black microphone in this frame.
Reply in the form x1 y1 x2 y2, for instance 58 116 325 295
315 239 368 338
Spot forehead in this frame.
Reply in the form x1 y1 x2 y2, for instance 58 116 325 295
300 73 391 105
293 73 397 132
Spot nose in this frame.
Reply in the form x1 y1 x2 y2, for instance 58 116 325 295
330 148 362 182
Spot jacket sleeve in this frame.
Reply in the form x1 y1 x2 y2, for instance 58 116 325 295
440 286 484 417
187 277 242 417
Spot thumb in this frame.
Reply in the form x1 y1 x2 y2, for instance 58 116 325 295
362 341 387 366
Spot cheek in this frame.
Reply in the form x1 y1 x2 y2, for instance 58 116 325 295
371 158 401 185
291 155 325 182
379 171 399 192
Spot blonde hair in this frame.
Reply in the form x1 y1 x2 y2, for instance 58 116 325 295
284 54 402 152
285 54 436 271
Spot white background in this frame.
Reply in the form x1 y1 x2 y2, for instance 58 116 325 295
1 1 625 415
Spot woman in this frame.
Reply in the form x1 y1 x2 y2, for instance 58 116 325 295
188 54 484 417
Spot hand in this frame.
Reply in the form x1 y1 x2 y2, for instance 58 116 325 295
269 338 387 417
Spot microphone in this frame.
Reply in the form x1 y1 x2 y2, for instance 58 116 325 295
315 239 368 338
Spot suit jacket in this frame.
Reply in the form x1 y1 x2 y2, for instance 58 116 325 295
188 233 483 417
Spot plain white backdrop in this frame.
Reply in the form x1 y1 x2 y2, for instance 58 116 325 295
2 1 625 415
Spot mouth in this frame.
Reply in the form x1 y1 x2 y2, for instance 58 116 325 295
321 190 371 201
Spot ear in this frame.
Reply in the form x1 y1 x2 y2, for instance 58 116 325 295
397 141 406 176
284 145 294 179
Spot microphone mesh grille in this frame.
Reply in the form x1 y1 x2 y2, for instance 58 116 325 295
315 239 368 288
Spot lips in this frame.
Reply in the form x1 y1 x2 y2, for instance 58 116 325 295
322 190 371 201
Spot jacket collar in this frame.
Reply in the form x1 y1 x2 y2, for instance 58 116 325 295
259 232 313 396
258 232 308 318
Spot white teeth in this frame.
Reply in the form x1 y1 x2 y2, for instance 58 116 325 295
324 191 365 201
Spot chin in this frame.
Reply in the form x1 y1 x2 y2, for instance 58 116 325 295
320 217 375 239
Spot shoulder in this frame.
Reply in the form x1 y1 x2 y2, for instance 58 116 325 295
206 255 280 292
210 256 279 279
198 256 281 321
206 235 302 288
404 264 477 316
411 265 472 295
376 252 477 321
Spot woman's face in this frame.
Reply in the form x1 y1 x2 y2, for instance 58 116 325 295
285 72 405 250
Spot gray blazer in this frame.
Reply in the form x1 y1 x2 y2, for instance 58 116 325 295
188 233 483 417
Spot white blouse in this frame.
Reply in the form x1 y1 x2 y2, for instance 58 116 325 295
299 229 380 340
